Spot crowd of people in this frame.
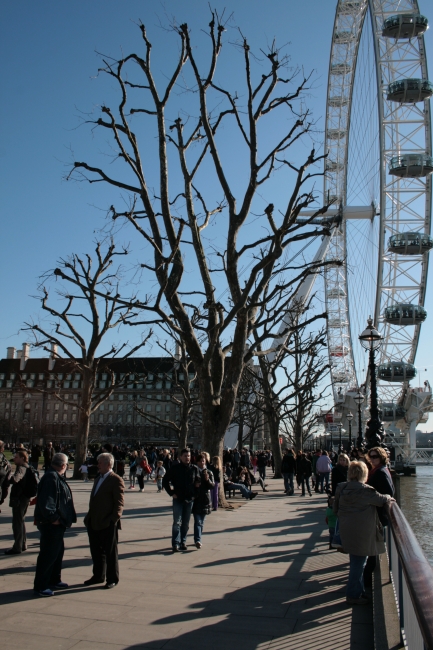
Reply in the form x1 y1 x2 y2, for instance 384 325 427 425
0 438 396 606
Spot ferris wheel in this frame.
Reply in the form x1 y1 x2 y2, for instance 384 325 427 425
324 0 433 419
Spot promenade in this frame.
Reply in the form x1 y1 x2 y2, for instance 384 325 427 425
0 479 374 650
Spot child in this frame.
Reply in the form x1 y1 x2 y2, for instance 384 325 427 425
325 495 337 550
155 461 166 492
79 462 89 482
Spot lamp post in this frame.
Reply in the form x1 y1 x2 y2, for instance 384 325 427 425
338 423 342 452
347 411 353 451
359 317 384 448
354 392 364 447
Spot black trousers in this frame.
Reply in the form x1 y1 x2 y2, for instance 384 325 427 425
11 498 30 552
87 521 119 584
34 524 65 591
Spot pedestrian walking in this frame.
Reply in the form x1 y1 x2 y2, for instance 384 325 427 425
333 460 394 605
281 449 296 495
43 442 54 471
192 453 215 549
208 455 222 511
33 453 76 596
5 450 33 555
84 453 124 589
155 461 166 492
162 448 200 552
0 440 12 510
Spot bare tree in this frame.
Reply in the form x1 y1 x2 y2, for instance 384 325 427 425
135 336 201 452
24 241 152 477
69 13 336 490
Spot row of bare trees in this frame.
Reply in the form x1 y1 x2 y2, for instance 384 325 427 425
21 12 334 488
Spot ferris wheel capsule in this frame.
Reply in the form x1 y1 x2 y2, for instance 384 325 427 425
387 79 433 103
379 403 406 421
331 63 352 75
382 14 429 39
387 232 433 255
383 303 427 325
389 154 433 178
378 362 417 383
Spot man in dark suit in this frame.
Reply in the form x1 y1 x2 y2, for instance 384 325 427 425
84 452 124 589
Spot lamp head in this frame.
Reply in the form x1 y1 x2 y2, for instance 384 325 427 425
346 411 353 421
354 392 364 406
359 317 383 351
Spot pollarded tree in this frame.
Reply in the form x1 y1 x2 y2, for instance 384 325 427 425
24 240 151 477
70 12 335 474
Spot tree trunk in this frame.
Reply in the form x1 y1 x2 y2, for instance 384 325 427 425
237 419 244 451
177 417 188 455
73 375 92 479
267 411 283 478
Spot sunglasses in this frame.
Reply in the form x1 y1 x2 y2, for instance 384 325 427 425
369 454 380 459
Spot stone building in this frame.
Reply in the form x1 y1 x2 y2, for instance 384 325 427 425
0 343 202 447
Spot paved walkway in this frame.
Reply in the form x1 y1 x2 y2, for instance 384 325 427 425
0 478 374 650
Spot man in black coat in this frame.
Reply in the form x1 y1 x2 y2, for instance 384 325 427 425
163 448 200 552
34 453 76 596
281 449 296 495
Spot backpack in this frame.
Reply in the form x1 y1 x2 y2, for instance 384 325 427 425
143 463 152 475
24 466 39 499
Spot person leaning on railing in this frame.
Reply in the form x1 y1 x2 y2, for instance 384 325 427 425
333 460 395 606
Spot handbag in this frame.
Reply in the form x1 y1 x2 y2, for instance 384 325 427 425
136 466 143 476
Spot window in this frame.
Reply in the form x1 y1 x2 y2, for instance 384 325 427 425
128 394 134 401
54 403 59 411
74 374 81 381
109 395 114 401
98 414 104 423
148 374 154 380
127 414 132 423
46 414 50 421
100 404 104 411
165 381 171 389
57 374 63 380
25 403 31 410
63 381 70 388
118 405 123 412
101 373 108 380
6 381 12 388
49 374 55 380
165 415 171 421
72 406 77 411
73 394 78 400
109 405 114 412
64 394 69 400
146 405 152 412
0 374 4 380
66 374 72 380
46 381 53 389
156 405 162 413
136 416 141 424
63 414 68 422
156 381 163 389
165 405 171 412
136 383 143 389
146 383 153 390
71 414 77 422
118 394 124 401
22 374 27 380
156 395 162 400
10 374 16 380
38 373 44 381
99 381 106 389
54 413 59 422
46 404 51 411
63 404 68 411
72 381 80 388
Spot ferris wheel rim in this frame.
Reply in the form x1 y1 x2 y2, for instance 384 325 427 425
323 0 432 414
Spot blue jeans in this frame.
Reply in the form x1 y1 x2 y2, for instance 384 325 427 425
258 467 266 481
225 482 252 499
318 472 330 492
347 554 368 599
172 499 194 547
193 512 206 544
283 472 294 493
301 475 311 495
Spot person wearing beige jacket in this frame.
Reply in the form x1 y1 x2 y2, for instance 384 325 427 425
83 453 124 589
334 460 395 606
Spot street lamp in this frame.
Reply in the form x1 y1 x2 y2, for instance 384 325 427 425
338 423 342 451
353 392 364 447
359 317 384 448
347 411 353 450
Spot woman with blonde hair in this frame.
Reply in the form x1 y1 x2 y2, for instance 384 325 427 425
208 455 221 511
334 460 394 605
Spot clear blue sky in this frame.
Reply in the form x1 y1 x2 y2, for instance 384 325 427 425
1 0 433 423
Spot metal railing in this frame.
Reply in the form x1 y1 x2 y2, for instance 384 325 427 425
386 503 433 650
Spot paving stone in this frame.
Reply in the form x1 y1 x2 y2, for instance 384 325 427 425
0 480 374 649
